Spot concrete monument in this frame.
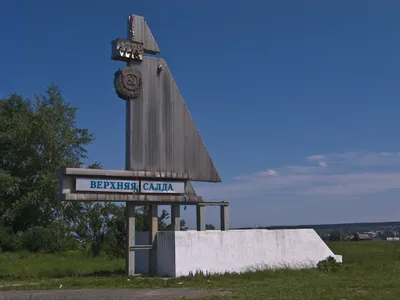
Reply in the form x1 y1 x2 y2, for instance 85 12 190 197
57 14 341 278
57 14 228 277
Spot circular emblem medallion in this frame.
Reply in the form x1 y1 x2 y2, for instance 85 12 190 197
114 67 142 100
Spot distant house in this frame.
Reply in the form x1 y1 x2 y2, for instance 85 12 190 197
357 233 372 240
386 237 400 241
365 231 378 238
349 233 373 241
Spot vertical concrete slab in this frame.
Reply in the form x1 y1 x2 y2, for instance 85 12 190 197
196 205 205 231
156 231 177 277
135 231 150 274
148 204 158 276
220 205 229 231
125 203 136 276
171 204 181 231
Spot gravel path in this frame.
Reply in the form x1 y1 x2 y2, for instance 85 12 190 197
0 288 207 300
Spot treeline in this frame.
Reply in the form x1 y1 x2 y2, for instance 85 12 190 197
236 221 400 233
0 84 186 257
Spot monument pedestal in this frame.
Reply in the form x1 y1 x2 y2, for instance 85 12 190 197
153 229 342 277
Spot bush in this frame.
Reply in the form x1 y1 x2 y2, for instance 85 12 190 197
103 218 125 258
0 226 22 252
22 225 80 253
62 249 83 258
50 234 81 253
328 230 342 241
22 226 53 252
317 256 344 272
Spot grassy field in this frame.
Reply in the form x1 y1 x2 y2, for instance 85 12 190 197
1 242 400 299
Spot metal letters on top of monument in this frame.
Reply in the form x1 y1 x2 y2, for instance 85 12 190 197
112 14 221 183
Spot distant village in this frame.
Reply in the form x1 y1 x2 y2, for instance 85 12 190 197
236 221 400 242
319 230 400 242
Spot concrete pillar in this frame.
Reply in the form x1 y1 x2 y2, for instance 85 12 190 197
125 202 136 276
196 205 205 231
171 204 181 231
148 204 158 276
220 205 229 231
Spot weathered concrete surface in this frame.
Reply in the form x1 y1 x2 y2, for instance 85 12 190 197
156 229 343 277
0 288 205 300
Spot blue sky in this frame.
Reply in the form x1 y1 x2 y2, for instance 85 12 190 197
1 0 400 228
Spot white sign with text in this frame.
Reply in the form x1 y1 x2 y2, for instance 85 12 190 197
140 181 185 194
76 178 139 193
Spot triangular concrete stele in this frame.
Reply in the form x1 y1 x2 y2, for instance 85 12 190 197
128 14 160 54
121 15 221 183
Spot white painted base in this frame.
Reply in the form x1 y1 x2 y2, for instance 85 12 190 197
155 229 342 277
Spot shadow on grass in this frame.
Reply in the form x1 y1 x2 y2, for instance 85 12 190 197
79 269 125 277
0 269 126 281
0 275 24 280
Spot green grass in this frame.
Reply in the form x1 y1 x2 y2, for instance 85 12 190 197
0 250 125 279
1 242 400 299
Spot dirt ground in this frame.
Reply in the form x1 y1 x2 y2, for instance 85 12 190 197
0 288 208 300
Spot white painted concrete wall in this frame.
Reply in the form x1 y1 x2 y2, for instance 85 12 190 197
155 229 342 277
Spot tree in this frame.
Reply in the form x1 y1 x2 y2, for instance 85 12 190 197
382 230 395 239
0 84 192 255
206 224 216 230
73 202 119 256
164 217 188 231
352 233 360 241
135 206 177 231
329 230 342 242
70 162 120 256
103 204 126 258
180 219 188 231
0 84 94 232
